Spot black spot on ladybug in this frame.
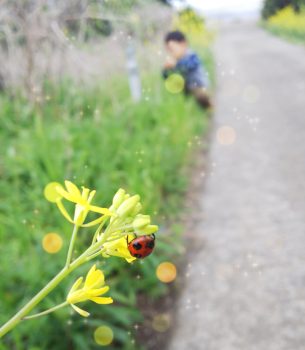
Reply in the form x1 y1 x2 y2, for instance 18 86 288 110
134 253 142 259
132 242 142 250
145 240 155 249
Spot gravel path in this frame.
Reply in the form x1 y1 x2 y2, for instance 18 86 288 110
168 20 305 350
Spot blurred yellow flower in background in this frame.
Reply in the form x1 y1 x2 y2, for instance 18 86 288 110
268 6 305 38
42 232 63 254
156 262 177 283
94 325 114 346
67 265 113 317
172 7 213 46
44 182 63 202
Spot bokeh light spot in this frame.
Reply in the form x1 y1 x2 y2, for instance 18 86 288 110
44 182 63 202
156 262 177 283
94 326 113 346
165 74 185 94
216 126 236 145
42 233 63 254
152 313 171 332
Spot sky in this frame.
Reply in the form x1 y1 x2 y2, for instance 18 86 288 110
172 0 264 16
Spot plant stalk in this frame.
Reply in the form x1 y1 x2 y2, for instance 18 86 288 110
65 225 79 267
0 255 83 338
23 301 68 320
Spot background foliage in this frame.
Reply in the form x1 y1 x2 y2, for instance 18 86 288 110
262 0 305 43
261 0 305 18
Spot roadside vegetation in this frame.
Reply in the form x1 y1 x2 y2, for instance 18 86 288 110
262 0 305 43
0 4 213 350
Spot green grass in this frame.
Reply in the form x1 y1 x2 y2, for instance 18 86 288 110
264 23 305 43
0 61 211 349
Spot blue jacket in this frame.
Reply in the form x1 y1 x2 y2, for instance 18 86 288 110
163 50 209 91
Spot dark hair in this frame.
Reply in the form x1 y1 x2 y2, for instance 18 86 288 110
165 30 186 43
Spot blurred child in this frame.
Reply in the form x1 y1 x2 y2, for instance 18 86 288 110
163 30 212 109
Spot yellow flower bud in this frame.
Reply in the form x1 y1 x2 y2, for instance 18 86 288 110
112 188 126 209
116 195 140 218
133 215 151 229
138 224 158 235
131 202 142 217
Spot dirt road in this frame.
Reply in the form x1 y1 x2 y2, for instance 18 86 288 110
168 20 305 350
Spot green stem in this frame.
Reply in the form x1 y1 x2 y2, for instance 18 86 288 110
23 302 68 320
0 255 83 339
86 249 104 261
91 217 108 244
66 225 79 267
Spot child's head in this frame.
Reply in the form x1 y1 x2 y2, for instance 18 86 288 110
164 31 188 60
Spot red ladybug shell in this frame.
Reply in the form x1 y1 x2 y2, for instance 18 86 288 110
128 235 155 259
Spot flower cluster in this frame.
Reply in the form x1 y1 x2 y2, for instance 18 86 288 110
100 188 158 262
45 181 158 315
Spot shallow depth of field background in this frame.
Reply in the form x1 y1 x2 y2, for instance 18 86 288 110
0 1 212 349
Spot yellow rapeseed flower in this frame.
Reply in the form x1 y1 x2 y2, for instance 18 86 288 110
47 180 112 227
102 235 137 263
67 265 113 317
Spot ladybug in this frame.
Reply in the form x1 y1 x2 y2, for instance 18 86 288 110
127 234 155 259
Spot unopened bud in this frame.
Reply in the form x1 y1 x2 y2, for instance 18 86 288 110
116 195 140 218
138 224 158 235
112 188 126 209
131 202 142 217
133 215 151 229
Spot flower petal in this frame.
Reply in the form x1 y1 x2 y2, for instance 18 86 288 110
65 181 81 197
89 205 113 216
102 236 137 261
71 304 90 317
87 286 109 297
56 200 74 223
69 277 83 294
82 216 107 228
89 297 113 304
126 257 137 263
85 264 97 283
56 186 78 203
87 190 96 203
81 187 90 200
85 265 105 289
